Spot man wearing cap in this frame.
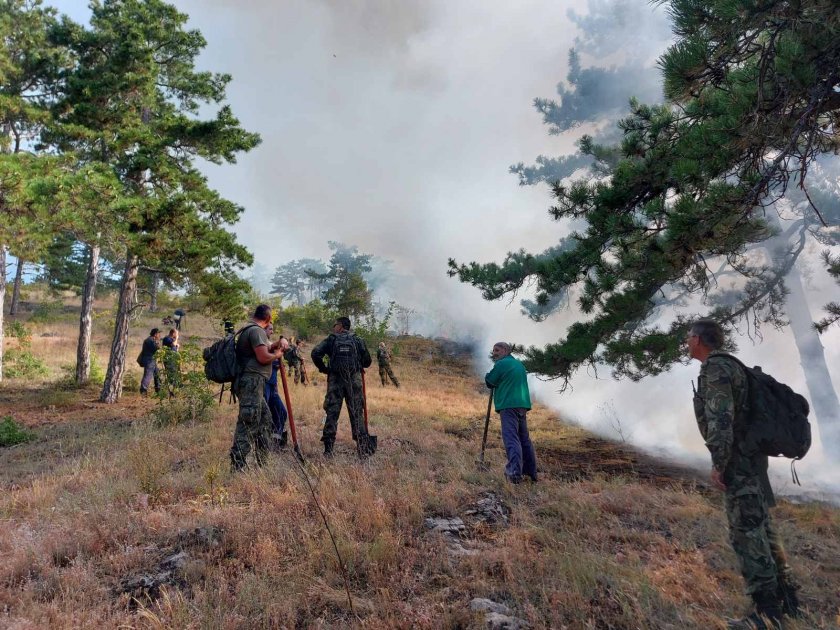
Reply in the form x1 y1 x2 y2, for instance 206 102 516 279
484 341 537 484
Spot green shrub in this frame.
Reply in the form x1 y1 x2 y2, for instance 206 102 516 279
275 299 336 340
151 343 216 426
0 416 35 447
354 301 395 347
5 320 29 341
29 298 65 324
4 322 48 379
58 349 106 389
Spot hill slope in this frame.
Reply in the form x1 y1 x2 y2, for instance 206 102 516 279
0 307 838 628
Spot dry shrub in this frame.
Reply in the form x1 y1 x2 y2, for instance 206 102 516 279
127 438 171 501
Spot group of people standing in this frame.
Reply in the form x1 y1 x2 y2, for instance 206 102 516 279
228 306 383 469
185 302 796 629
137 327 180 396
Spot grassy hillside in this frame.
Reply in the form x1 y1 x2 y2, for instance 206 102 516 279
1 292 838 629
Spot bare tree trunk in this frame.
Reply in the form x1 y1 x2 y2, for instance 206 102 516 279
785 262 840 459
9 257 23 317
100 253 139 403
149 271 158 312
765 213 840 459
0 246 6 382
76 243 100 385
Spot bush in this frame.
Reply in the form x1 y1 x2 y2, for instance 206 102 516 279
29 298 65 324
275 299 336 340
5 320 29 341
4 322 48 379
0 416 35 447
58 349 106 389
354 301 395 347
151 343 216 426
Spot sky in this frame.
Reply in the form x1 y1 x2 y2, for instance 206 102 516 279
46 0 840 497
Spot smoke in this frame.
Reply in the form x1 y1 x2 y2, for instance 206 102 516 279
46 0 840 498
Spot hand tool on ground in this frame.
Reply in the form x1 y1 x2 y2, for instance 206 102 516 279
279 360 305 463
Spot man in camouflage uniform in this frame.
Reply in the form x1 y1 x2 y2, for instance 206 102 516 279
229 304 286 472
688 319 799 629
285 339 305 385
311 316 374 458
376 341 400 387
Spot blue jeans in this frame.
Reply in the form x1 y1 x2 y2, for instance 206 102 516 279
499 408 537 480
264 382 288 435
140 364 160 394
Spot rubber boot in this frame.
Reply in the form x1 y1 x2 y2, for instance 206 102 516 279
727 591 783 629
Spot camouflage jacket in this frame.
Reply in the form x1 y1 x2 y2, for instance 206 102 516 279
693 352 748 472
376 347 391 364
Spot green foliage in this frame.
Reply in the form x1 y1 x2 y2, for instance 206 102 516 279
0 416 35 447
450 0 840 385
275 299 337 340
322 270 372 319
5 320 29 341
28 297 65 323
151 344 215 426
271 258 328 304
354 302 395 347
4 322 48 379
815 251 840 334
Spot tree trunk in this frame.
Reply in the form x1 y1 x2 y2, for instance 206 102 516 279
149 271 158 312
763 212 840 458
76 244 100 385
100 253 139 403
9 257 23 317
0 246 6 382
785 261 840 459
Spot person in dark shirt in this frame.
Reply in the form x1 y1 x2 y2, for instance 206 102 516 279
139 328 162 395
310 316 373 458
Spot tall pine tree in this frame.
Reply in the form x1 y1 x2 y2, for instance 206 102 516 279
47 0 260 402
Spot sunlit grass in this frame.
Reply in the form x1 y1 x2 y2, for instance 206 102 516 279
0 293 837 628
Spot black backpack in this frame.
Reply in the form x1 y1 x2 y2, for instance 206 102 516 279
722 355 811 461
202 324 258 384
329 332 360 372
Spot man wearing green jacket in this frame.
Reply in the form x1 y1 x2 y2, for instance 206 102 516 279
484 341 537 484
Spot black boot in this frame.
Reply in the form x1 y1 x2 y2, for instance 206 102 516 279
777 575 801 618
322 436 335 457
727 591 782 629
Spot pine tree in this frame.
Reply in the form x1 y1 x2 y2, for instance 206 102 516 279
0 0 67 381
47 0 260 402
450 0 840 387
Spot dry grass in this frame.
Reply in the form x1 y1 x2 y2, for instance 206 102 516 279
0 295 839 628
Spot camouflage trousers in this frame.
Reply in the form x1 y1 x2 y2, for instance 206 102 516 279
724 472 792 596
230 372 272 470
378 362 399 387
287 361 302 385
322 371 367 442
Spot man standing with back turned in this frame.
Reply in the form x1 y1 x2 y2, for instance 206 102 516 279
688 319 799 629
484 341 537 484
230 304 285 472
311 316 374 459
